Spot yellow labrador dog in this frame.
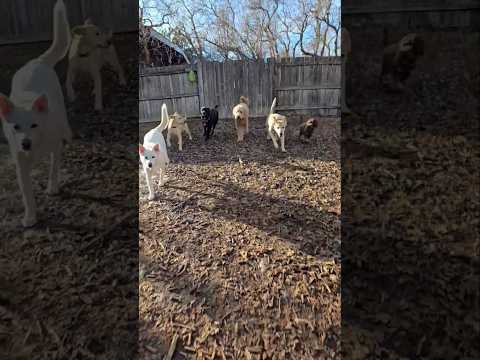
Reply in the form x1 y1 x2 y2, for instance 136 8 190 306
166 112 192 151
66 19 126 111
266 98 287 152
232 96 249 142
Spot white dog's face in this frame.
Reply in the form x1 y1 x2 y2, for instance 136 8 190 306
72 22 113 50
271 115 287 138
139 144 160 171
0 94 48 153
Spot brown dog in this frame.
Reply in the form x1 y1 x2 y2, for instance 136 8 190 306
381 33 424 91
299 117 319 141
232 96 249 142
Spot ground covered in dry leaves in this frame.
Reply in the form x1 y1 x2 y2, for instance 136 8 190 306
341 29 479 359
0 34 138 359
139 117 341 358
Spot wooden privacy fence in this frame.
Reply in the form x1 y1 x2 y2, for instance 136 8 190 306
139 57 341 123
0 0 137 45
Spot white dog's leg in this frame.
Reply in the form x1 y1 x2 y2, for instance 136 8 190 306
108 47 127 86
16 159 37 227
269 129 279 149
246 117 249 134
185 124 193 140
166 131 171 147
66 66 76 102
92 68 103 111
47 146 63 195
158 167 165 186
145 171 155 200
280 133 286 152
178 133 183 151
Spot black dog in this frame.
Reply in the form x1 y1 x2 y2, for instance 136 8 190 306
200 105 219 141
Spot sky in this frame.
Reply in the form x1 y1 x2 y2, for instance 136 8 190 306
140 0 342 57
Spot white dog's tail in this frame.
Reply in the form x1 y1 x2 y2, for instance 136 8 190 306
270 97 277 114
156 104 169 132
38 0 71 67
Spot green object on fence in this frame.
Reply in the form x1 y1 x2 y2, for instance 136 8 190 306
188 70 197 83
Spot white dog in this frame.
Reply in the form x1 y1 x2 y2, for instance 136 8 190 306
266 98 287 152
0 0 72 227
166 112 192 151
139 104 170 200
66 18 126 111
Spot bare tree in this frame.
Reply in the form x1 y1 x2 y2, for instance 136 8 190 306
140 0 341 61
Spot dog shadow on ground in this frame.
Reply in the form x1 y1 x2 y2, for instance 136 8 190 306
160 175 340 260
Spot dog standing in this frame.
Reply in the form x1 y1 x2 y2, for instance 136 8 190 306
140 104 170 200
0 0 72 227
166 112 192 151
299 117 319 142
200 105 219 141
66 18 126 111
266 98 287 152
232 96 249 142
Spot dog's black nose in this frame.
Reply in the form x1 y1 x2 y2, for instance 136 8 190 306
22 139 31 151
148 163 152 168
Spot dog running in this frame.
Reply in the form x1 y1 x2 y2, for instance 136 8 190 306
139 104 170 200
166 111 192 151
200 105 219 141
232 96 249 142
0 0 72 227
299 117 319 142
66 18 126 111
266 98 288 152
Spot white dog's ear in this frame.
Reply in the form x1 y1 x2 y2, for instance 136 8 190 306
72 25 88 37
0 94 14 118
139 144 145 154
31 95 48 113
153 144 160 152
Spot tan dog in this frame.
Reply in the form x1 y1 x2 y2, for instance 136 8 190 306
166 112 192 151
232 96 249 142
266 98 287 152
66 19 126 111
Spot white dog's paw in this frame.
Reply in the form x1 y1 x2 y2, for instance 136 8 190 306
22 215 37 228
147 193 155 201
281 148 286 152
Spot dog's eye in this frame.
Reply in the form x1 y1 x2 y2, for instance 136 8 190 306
13 124 20 131
31 123 38 128
152 156 155 158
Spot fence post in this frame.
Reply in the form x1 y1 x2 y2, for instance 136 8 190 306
197 60 205 115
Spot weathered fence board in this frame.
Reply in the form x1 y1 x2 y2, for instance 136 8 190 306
139 64 199 122
139 57 341 123
343 0 480 29
0 0 137 45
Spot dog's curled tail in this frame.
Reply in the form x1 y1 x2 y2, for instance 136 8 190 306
157 103 169 131
239 96 249 105
39 0 71 67
269 97 277 114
